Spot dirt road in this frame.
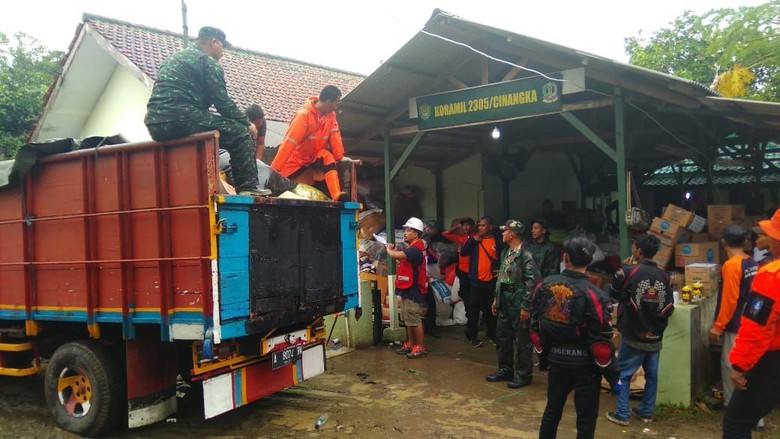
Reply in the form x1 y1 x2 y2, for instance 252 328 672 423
0 326 776 438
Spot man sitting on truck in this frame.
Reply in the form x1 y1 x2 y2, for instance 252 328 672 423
270 85 351 201
144 26 268 196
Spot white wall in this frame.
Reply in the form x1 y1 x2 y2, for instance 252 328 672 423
80 67 152 141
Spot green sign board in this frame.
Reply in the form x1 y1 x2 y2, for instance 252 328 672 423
416 75 562 130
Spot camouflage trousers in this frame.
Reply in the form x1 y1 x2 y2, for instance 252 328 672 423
495 305 533 380
146 114 260 192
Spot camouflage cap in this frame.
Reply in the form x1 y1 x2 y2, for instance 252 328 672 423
198 26 231 48
500 219 525 235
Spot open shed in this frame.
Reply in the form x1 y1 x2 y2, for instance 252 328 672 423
337 9 780 258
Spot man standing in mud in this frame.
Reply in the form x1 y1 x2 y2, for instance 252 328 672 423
487 220 540 389
532 237 615 439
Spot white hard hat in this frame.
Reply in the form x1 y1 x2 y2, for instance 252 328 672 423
403 217 424 233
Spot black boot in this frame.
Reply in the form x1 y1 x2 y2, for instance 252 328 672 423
486 369 513 382
506 376 531 389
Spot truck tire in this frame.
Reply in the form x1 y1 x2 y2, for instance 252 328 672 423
44 340 125 437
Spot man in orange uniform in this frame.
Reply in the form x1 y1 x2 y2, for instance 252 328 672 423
270 85 348 201
710 225 758 410
723 209 780 438
460 216 504 347
442 217 477 335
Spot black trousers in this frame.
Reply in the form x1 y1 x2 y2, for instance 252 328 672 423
424 285 436 331
723 351 780 438
465 279 496 340
539 363 601 439
456 270 471 309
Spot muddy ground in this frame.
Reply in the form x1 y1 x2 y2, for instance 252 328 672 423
0 325 777 438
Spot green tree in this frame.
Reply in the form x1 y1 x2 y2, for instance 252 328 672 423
0 32 62 159
625 1 780 102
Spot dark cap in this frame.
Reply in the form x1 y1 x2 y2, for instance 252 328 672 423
722 224 749 241
198 26 231 48
500 219 525 235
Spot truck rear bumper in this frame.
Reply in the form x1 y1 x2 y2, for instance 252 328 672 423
202 342 326 419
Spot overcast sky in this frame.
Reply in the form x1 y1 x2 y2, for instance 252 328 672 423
0 0 768 75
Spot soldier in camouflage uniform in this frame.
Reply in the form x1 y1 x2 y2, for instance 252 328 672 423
529 218 561 278
144 26 264 195
486 219 542 389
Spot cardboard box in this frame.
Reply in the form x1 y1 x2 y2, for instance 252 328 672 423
708 205 746 238
690 232 711 243
662 204 695 227
678 229 692 245
358 210 386 240
668 270 686 292
675 242 720 268
649 218 685 247
688 215 707 233
685 263 720 297
651 243 674 269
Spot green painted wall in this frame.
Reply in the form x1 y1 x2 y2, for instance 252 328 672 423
324 280 375 349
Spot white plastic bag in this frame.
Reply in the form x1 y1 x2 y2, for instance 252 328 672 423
452 301 467 325
449 277 461 303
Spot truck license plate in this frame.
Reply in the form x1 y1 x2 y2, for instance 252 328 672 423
271 345 303 370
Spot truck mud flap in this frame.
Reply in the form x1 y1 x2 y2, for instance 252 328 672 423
201 342 326 419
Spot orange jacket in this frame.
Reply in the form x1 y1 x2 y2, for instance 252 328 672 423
442 230 474 274
271 97 344 177
729 259 780 372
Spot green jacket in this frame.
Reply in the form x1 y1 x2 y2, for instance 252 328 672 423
529 239 561 278
495 243 541 310
145 45 249 126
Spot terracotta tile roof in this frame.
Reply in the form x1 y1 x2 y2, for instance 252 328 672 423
84 13 365 123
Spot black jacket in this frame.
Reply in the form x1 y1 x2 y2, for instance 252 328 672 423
531 270 614 367
610 260 675 351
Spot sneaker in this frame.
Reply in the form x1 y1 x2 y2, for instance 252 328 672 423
632 407 652 423
406 345 427 359
606 411 629 426
238 189 272 197
395 342 412 355
469 338 484 348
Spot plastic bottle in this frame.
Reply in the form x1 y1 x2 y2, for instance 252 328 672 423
314 413 329 430
681 286 692 304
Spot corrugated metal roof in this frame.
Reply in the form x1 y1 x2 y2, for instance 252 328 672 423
644 143 780 186
338 9 780 169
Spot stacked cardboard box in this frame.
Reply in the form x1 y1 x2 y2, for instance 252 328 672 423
661 203 707 232
675 242 720 267
650 243 674 269
685 263 720 297
708 205 746 240
662 204 694 227
650 218 686 247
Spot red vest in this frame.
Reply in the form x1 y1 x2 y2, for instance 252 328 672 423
396 239 428 294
